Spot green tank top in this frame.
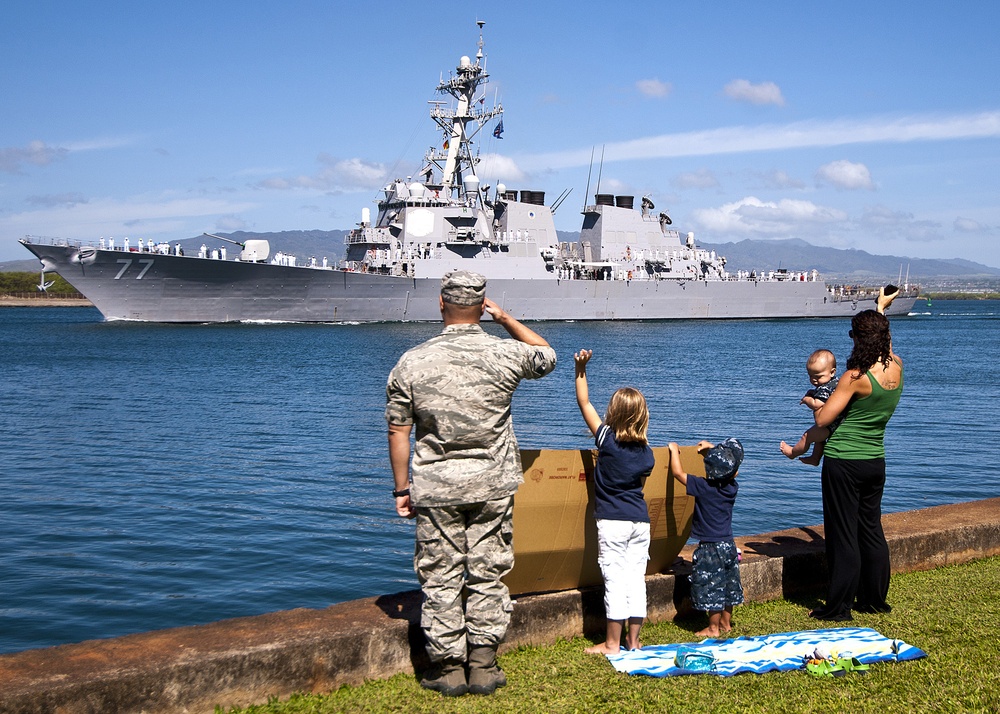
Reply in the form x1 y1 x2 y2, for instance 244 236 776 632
824 359 903 460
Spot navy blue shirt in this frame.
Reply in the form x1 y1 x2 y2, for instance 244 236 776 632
686 476 738 542
593 424 654 522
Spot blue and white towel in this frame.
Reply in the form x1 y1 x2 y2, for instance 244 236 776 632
607 627 926 677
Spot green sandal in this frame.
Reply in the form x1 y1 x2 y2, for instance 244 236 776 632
806 660 847 678
837 656 870 675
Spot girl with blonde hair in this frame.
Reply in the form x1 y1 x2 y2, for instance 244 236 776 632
574 349 655 654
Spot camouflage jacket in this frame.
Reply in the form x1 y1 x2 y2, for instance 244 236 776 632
386 324 557 506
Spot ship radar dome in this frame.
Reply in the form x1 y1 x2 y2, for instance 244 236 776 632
459 55 472 68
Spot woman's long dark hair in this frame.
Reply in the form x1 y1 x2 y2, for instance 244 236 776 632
846 309 892 375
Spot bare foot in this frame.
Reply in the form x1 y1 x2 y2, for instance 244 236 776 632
694 627 721 638
625 639 643 651
799 453 822 466
584 643 622 655
780 441 796 458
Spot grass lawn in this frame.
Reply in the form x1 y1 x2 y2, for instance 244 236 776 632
220 556 1000 713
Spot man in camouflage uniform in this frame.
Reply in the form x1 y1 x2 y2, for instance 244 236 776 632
386 270 557 697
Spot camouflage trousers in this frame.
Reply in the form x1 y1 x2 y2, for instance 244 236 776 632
413 496 515 663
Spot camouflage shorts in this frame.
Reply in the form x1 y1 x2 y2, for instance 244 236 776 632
690 540 744 612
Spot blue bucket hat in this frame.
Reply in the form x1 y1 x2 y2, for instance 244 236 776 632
703 438 744 482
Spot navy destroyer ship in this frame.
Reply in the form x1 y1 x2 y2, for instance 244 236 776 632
19 24 917 322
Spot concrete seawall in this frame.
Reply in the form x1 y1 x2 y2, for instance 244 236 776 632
2 498 998 714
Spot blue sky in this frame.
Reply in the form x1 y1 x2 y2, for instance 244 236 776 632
3 1 999 268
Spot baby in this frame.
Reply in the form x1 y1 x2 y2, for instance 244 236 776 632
780 349 838 466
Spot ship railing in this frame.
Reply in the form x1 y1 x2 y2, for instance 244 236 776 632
345 228 392 245
23 235 192 257
826 284 919 301
22 235 87 248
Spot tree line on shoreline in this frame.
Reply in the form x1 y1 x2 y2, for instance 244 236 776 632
0 272 82 296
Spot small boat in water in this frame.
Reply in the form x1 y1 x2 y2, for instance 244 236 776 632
19 23 917 322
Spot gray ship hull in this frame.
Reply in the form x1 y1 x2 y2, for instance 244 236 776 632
20 241 917 322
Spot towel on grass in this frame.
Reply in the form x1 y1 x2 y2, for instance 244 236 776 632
607 627 926 677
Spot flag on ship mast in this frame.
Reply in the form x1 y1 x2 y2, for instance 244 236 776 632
493 119 504 139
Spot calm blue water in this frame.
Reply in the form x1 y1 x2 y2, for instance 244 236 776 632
1 301 998 654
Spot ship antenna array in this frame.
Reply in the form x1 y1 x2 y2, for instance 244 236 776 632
595 145 606 196
583 147 595 210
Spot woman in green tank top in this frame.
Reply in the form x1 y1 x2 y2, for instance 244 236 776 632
807 289 903 622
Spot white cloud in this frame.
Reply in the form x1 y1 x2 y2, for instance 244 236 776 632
215 215 250 232
1 195 257 241
317 155 387 187
723 79 785 106
954 217 986 232
256 155 389 192
691 196 847 236
1 135 139 174
754 169 805 190
860 204 941 242
25 193 89 207
636 78 672 98
0 141 68 173
518 111 1000 170
63 135 140 152
816 160 875 190
477 153 528 185
672 169 720 190
592 178 629 195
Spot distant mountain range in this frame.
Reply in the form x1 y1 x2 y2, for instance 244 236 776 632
5 230 999 288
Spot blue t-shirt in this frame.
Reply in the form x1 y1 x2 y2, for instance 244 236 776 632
809 377 838 403
686 476 738 542
594 424 654 522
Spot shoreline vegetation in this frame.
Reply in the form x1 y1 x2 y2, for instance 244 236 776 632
0 295 92 307
220 555 1000 714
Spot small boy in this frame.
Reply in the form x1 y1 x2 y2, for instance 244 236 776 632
780 349 838 466
668 439 744 638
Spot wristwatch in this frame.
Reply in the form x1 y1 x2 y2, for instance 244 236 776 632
392 488 410 498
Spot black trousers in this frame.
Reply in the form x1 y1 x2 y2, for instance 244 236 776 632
814 457 891 620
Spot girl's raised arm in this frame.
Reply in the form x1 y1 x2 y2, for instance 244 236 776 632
574 349 602 436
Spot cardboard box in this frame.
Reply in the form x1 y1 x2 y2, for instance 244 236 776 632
505 445 703 596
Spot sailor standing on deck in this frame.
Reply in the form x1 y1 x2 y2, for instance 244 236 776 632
386 270 557 697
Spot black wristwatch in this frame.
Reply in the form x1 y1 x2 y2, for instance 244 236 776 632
392 488 410 498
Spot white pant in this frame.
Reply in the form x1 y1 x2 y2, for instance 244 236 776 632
596 519 650 620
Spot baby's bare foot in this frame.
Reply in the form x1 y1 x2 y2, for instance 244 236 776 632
780 441 796 458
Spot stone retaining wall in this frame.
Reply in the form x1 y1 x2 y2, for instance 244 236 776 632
2 498 998 714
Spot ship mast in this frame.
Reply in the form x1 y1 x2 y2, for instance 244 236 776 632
426 21 502 200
